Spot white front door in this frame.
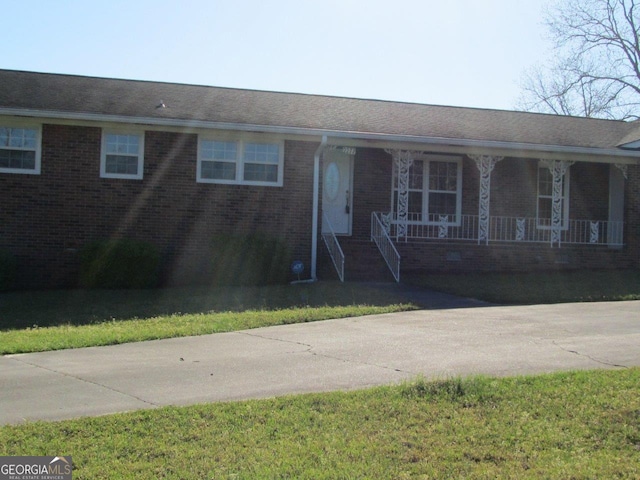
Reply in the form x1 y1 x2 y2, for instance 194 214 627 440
322 150 353 235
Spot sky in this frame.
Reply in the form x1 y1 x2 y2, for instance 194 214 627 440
1 0 552 111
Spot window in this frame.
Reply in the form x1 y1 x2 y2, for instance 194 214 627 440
0 126 41 174
537 164 570 229
198 137 283 186
427 161 460 222
101 132 144 179
392 155 462 224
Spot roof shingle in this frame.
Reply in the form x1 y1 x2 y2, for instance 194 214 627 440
1 69 638 150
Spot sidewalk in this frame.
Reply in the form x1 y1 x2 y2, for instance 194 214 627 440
2 300 639 425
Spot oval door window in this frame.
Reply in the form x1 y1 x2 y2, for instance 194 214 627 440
325 162 340 201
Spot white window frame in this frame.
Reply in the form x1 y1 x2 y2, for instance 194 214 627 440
197 135 284 186
536 163 570 230
100 130 145 180
391 155 463 226
0 125 42 175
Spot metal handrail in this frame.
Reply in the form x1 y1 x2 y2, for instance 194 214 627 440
371 212 401 282
381 212 624 247
322 213 345 282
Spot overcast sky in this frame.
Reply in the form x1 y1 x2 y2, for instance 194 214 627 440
2 0 551 111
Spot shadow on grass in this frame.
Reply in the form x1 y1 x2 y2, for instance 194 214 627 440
404 269 640 305
0 281 412 330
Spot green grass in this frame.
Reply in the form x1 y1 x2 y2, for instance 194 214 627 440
405 269 640 304
0 282 416 354
1 368 638 479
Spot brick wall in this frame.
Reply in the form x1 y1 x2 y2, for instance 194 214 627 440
350 148 391 238
625 163 640 261
0 124 316 288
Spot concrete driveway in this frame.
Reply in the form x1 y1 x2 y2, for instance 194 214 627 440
1 300 639 425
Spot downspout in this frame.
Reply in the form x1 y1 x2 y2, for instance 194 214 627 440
310 135 328 281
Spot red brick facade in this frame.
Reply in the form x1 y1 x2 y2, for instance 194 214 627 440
1 124 639 289
0 124 316 288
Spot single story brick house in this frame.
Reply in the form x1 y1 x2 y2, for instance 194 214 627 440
1 69 640 288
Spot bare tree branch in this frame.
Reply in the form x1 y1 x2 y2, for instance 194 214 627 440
518 0 640 119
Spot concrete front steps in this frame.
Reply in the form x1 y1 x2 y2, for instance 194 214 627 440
318 238 396 282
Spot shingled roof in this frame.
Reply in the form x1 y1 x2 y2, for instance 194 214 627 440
1 69 640 153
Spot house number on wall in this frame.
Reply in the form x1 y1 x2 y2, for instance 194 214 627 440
325 162 340 200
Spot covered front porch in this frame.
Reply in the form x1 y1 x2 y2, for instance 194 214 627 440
320 145 636 282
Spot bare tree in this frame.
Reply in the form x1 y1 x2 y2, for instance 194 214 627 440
517 0 640 120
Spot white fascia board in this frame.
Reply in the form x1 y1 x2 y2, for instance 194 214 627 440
3 107 640 163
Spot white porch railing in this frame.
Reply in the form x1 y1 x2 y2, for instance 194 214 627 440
322 213 345 282
371 212 401 282
380 213 624 247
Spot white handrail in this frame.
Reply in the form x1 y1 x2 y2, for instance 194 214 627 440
322 213 345 282
371 212 401 282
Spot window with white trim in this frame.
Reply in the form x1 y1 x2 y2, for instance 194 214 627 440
0 126 41 174
101 132 144 179
392 155 462 224
197 137 283 186
537 164 570 229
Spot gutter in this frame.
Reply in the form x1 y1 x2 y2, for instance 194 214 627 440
2 107 640 162
310 135 328 281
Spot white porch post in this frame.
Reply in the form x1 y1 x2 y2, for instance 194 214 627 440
470 155 502 245
540 159 574 247
386 149 416 240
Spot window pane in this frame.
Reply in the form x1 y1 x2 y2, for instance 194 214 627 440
106 134 139 155
428 192 457 217
538 197 552 220
538 168 553 196
214 162 236 180
408 191 423 214
8 129 24 148
201 140 237 161
244 163 278 182
0 150 35 169
409 160 423 189
106 155 139 175
429 161 457 191
201 160 236 180
243 143 279 164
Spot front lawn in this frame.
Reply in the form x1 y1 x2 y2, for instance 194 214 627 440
0 282 416 354
1 369 638 479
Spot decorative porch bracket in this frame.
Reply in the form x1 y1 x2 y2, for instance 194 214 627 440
614 163 628 180
470 155 503 245
327 145 357 156
540 159 574 247
385 149 422 239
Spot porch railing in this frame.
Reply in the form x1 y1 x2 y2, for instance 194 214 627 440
322 212 345 282
371 212 401 282
380 213 624 247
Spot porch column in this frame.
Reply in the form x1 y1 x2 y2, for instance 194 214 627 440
386 149 417 239
470 155 502 245
540 159 574 247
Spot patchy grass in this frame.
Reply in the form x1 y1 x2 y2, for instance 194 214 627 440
405 269 640 304
1 369 638 479
0 282 416 354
